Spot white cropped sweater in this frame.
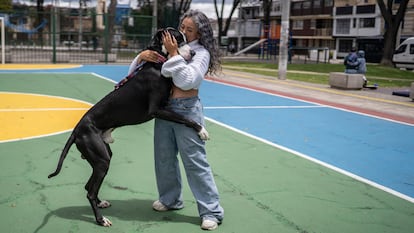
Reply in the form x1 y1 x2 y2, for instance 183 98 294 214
161 40 209 90
128 40 209 91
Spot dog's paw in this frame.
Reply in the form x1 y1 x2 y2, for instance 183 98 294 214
97 200 111 208
99 216 112 227
198 127 210 140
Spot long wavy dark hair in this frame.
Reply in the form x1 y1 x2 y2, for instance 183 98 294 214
180 10 221 75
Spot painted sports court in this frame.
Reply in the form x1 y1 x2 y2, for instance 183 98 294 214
0 64 413 233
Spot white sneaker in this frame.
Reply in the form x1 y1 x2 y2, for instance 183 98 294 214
152 200 169 212
201 219 218 231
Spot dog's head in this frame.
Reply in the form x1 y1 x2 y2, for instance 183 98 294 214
148 27 194 61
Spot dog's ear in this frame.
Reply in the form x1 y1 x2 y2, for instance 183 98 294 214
166 27 186 47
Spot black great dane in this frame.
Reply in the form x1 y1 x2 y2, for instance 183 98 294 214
48 28 208 227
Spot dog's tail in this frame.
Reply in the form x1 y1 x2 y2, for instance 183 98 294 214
48 133 75 178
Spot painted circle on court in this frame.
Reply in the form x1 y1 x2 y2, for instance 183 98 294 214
0 92 92 142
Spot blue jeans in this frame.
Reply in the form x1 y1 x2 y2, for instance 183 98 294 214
154 96 224 222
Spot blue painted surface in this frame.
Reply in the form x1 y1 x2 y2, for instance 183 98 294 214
200 80 414 198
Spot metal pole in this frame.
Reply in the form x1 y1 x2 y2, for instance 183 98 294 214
152 0 158 35
278 0 290 80
1 17 5 64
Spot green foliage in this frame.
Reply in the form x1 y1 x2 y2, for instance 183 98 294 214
0 0 12 12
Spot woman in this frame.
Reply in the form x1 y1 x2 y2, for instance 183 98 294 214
128 10 224 231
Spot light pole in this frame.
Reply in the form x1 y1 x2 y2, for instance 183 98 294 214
152 0 158 35
278 0 290 80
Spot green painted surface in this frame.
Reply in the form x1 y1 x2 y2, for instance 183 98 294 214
1 73 413 233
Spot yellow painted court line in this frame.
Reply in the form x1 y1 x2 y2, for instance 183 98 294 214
0 108 90 112
0 92 90 142
0 64 82 70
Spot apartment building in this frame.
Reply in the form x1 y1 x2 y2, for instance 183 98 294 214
290 0 334 50
231 0 413 62
333 0 384 62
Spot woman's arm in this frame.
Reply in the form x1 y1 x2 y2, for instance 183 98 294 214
128 50 166 75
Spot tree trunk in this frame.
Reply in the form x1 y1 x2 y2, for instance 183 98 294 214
105 0 117 53
377 0 409 66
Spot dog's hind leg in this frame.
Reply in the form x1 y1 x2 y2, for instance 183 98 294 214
76 130 113 227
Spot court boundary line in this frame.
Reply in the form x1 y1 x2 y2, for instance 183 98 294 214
1 108 90 112
205 105 326 109
0 91 94 106
206 116 414 204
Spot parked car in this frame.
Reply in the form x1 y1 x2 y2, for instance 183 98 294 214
393 37 414 70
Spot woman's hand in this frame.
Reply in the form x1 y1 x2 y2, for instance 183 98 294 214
138 50 166 63
162 31 179 57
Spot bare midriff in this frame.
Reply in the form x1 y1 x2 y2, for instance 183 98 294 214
170 85 199 99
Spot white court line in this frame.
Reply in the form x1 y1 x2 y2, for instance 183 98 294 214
0 108 90 112
206 116 414 204
205 105 326 109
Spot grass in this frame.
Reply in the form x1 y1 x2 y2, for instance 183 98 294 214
222 61 414 87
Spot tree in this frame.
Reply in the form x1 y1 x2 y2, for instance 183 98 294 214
104 0 117 53
214 0 241 46
36 0 46 46
0 0 12 11
262 0 272 39
159 0 191 28
377 0 409 66
136 0 191 28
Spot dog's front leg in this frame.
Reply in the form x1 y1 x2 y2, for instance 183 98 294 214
152 109 209 140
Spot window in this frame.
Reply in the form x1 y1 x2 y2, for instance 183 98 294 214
356 5 376 14
293 20 304 30
292 2 301 10
313 0 321 8
360 18 375 28
303 1 311 9
336 19 350 34
310 19 316 29
324 0 333 7
410 45 414 55
336 6 353 15
394 44 406 54
339 40 353 53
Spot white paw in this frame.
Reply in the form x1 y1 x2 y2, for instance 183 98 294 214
198 127 210 140
102 128 115 144
102 216 112 227
97 200 111 208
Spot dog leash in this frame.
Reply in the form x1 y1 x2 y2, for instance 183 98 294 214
114 61 147 89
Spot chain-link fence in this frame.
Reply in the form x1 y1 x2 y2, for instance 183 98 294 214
0 8 155 64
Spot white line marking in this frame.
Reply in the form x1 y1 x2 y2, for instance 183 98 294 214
206 118 414 204
0 108 90 112
205 105 326 109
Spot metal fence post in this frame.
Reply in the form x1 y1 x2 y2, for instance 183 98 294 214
52 7 56 63
104 12 109 63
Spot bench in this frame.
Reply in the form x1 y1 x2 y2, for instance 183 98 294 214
329 72 365 90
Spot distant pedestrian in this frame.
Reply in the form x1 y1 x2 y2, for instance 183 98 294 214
356 50 368 87
344 47 358 73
